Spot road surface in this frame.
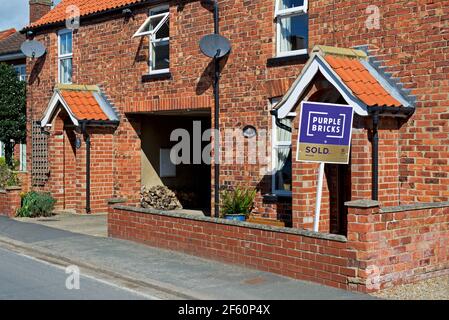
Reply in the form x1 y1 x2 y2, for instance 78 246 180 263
0 247 150 300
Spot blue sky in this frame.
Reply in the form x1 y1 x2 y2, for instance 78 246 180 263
0 0 61 31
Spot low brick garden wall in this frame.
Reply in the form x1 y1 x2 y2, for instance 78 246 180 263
0 186 21 217
109 200 449 293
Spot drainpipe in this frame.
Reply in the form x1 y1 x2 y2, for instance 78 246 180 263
205 0 220 218
81 122 91 214
372 111 379 201
270 109 292 133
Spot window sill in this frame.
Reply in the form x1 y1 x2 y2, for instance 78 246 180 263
267 53 309 67
263 193 292 202
142 72 172 82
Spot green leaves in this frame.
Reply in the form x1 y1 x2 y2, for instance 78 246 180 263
16 191 57 218
0 63 26 167
221 188 257 217
0 156 20 188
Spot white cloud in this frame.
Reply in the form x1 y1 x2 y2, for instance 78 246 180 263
0 0 62 31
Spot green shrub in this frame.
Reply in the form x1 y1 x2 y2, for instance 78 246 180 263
16 191 56 218
0 157 20 189
221 188 257 218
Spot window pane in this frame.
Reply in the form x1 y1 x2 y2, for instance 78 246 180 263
155 19 169 39
274 147 292 192
276 118 292 143
279 14 308 52
278 0 305 10
14 66 26 81
60 58 72 83
20 144 26 171
151 41 169 70
60 32 72 55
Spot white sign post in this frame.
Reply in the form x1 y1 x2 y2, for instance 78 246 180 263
313 163 325 232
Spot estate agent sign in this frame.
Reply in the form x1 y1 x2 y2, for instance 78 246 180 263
297 102 354 164
296 101 354 232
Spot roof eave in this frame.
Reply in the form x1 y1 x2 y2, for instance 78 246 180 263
21 0 158 34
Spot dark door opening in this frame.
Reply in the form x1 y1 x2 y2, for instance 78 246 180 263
140 113 211 215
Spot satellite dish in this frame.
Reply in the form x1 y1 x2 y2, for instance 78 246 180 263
21 40 46 58
199 34 231 58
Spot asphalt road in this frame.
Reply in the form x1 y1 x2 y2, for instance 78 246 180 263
0 247 150 300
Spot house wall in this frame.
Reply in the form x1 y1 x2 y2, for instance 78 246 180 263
26 1 449 223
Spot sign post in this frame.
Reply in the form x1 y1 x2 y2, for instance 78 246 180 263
296 102 354 232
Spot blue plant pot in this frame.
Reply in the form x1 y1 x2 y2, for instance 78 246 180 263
225 214 246 221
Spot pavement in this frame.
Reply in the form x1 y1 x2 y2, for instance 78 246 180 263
0 247 149 300
14 212 108 237
0 215 371 300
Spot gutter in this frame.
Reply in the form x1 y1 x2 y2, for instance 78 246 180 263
0 52 26 62
80 121 91 214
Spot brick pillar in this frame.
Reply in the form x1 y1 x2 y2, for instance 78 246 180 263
114 117 141 205
351 128 372 200
0 187 22 217
346 199 381 293
48 117 64 210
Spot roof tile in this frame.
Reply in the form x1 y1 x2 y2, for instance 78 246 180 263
0 29 16 41
28 0 143 29
324 55 402 107
60 90 109 121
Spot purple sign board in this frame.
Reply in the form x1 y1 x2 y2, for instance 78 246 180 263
296 102 354 164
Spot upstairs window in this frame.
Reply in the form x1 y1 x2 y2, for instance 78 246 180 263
275 0 308 57
14 65 26 81
133 5 170 74
58 29 73 84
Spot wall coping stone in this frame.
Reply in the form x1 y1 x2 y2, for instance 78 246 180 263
5 186 21 191
107 197 128 205
112 205 348 243
345 199 380 208
381 201 449 213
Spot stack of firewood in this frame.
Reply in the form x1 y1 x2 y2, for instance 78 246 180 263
140 185 183 210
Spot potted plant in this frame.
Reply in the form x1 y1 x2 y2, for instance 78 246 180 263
221 188 257 221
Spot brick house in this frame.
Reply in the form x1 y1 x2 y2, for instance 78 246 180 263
22 0 449 290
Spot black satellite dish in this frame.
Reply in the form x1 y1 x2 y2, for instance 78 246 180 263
199 34 231 58
21 40 46 59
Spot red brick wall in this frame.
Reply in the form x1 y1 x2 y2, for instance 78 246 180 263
27 1 449 221
108 205 357 290
109 201 449 292
347 203 449 291
0 187 22 217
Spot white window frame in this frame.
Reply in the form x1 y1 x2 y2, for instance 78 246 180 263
14 64 26 82
275 0 308 58
0 141 4 158
19 143 26 172
271 99 294 196
58 29 73 84
133 5 170 75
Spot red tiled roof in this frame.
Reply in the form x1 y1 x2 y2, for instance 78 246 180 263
61 90 109 121
325 55 402 108
0 28 16 41
28 0 143 29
